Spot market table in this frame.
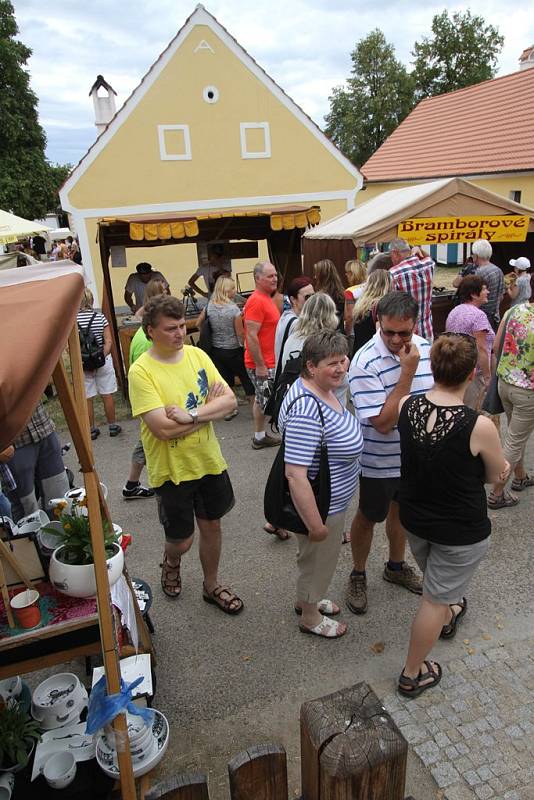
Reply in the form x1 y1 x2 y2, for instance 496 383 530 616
0 579 151 680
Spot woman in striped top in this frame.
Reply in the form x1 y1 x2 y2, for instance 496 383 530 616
278 331 364 638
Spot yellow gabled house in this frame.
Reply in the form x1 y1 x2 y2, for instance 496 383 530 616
60 4 362 304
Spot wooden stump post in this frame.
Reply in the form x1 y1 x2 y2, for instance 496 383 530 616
300 683 407 800
228 744 288 800
145 772 210 800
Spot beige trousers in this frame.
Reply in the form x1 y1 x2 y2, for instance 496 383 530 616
295 512 344 604
498 379 534 467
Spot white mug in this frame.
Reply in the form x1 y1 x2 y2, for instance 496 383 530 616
43 751 76 790
0 772 15 800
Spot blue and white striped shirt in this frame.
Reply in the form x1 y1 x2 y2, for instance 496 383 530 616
349 332 433 478
279 379 364 515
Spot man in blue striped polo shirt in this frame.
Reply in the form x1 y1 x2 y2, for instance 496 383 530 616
346 292 434 614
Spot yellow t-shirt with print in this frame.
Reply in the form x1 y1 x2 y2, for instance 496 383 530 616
128 346 227 488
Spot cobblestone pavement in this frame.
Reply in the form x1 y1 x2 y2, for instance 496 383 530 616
383 638 534 800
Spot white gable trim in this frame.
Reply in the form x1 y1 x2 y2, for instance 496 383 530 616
60 5 362 209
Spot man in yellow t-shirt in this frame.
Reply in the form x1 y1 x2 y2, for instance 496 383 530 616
129 295 243 614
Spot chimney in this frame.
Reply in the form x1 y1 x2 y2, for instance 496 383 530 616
89 75 117 133
519 46 534 71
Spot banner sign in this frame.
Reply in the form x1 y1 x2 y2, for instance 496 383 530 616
398 215 529 244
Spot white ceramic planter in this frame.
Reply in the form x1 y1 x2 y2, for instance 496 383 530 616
49 543 124 598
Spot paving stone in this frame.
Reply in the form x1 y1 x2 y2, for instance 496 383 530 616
431 761 461 789
400 723 428 745
444 784 478 800
455 756 473 774
503 793 519 800
489 777 505 794
452 699 468 712
469 750 487 768
477 765 493 781
474 785 494 799
506 724 524 739
464 769 482 786
479 733 495 747
391 709 411 726
466 654 490 669
445 745 459 760
414 739 441 766
458 723 478 739
490 759 508 777
475 718 491 732
455 742 469 756
434 731 452 748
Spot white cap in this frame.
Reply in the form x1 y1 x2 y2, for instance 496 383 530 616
509 256 531 271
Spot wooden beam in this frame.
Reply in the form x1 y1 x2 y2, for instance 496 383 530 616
67 325 92 449
99 228 127 393
300 683 408 800
53 351 136 800
228 745 288 800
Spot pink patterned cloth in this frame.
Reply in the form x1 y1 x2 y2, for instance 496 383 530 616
0 581 97 639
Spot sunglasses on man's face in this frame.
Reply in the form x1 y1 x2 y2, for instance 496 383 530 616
379 324 414 340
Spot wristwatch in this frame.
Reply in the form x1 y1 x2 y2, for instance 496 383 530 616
188 409 199 424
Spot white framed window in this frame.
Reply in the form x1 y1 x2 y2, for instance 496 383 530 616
157 124 192 161
240 122 271 159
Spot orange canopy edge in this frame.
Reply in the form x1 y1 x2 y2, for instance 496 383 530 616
0 263 85 451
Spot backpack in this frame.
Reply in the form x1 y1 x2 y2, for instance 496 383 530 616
78 312 106 371
268 349 303 432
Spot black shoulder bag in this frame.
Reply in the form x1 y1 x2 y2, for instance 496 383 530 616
263 394 331 535
481 309 512 415
198 306 214 355
263 316 297 419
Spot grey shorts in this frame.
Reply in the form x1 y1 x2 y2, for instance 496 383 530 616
406 532 489 605
246 367 275 410
131 439 145 466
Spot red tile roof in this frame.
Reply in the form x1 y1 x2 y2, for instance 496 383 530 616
362 68 534 182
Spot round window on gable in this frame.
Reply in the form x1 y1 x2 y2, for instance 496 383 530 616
203 86 219 104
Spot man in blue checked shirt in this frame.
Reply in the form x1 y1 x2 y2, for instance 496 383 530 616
346 292 435 615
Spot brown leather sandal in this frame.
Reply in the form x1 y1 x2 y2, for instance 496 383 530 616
160 554 181 598
202 584 244 615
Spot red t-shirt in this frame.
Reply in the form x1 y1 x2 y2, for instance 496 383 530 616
243 290 280 369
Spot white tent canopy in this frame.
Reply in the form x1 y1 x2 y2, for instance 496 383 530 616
0 209 51 245
303 177 534 244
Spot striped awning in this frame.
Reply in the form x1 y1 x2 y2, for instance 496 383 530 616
100 206 321 242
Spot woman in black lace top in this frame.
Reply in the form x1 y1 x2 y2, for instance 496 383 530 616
396 334 509 697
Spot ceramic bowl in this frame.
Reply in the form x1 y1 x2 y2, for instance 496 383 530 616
32 674 87 728
96 710 169 778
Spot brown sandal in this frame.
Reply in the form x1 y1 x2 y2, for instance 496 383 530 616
263 523 290 541
160 554 181 598
202 584 244 615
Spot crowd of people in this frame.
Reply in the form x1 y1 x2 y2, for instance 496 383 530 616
2 236 533 700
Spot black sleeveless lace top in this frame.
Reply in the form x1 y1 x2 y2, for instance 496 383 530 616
397 395 490 545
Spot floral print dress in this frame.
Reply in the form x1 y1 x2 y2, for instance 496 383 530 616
497 304 534 390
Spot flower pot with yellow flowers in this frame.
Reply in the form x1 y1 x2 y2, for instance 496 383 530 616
43 498 124 599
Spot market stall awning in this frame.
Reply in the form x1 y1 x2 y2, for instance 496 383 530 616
0 210 51 245
0 262 84 450
303 178 534 244
99 205 321 242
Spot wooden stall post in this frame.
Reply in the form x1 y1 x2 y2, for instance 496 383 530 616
53 346 136 800
228 744 288 800
145 773 210 800
300 683 407 800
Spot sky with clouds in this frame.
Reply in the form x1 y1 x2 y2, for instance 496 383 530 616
12 0 534 166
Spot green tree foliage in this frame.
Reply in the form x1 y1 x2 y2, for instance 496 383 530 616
0 1 70 219
412 10 504 99
325 30 414 167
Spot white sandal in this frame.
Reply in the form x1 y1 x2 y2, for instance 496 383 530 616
299 615 347 638
294 599 340 616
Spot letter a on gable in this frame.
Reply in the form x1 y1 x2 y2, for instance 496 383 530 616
194 39 214 53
